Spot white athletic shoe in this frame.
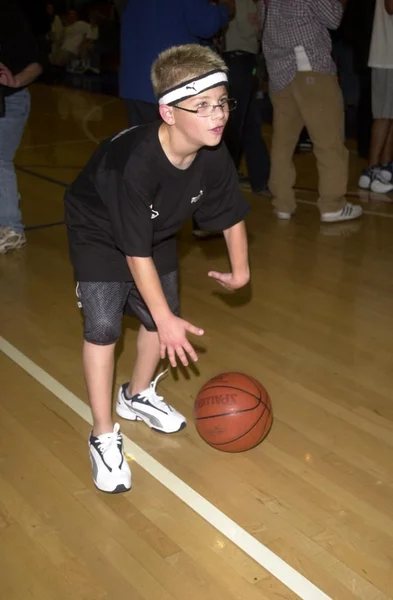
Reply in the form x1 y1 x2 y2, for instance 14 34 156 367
321 203 363 223
116 371 186 434
370 173 393 194
274 210 293 220
0 228 26 254
88 423 131 493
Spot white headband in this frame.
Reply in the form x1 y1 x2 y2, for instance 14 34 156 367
158 70 228 106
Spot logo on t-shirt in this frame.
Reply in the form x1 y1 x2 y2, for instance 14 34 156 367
149 205 159 219
191 190 204 204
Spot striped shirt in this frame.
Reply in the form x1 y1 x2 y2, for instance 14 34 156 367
260 0 344 93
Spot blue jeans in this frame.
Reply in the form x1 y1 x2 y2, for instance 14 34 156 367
0 88 30 233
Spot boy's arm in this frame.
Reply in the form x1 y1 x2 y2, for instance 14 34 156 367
126 256 204 366
208 221 250 290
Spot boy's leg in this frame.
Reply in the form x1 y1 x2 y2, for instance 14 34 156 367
77 281 132 493
78 281 130 434
83 341 116 436
128 325 161 396
117 270 186 433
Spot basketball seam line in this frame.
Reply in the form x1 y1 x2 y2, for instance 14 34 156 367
211 403 271 447
194 403 263 420
205 374 262 398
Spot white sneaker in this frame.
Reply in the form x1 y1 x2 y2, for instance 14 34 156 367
358 166 381 189
0 228 26 254
321 203 363 223
380 162 393 182
88 423 131 493
116 371 186 434
274 210 293 220
370 174 393 194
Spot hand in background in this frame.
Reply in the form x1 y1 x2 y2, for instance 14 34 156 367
0 63 18 88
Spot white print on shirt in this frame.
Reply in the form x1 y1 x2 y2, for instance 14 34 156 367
149 205 160 219
111 125 139 142
191 190 204 204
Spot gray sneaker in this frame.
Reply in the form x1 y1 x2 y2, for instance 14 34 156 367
0 228 26 254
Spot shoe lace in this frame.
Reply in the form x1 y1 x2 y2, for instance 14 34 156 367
139 370 171 411
96 423 122 464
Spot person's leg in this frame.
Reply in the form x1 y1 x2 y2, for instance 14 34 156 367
78 281 132 493
0 89 30 252
223 52 253 169
269 82 304 216
116 270 186 433
242 68 271 193
295 72 350 215
124 99 158 127
79 281 130 435
356 67 372 159
380 120 393 166
128 325 161 395
369 69 391 166
368 70 393 193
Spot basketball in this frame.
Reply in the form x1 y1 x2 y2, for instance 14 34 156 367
194 372 273 452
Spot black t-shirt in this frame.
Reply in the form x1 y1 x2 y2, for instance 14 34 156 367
0 0 43 97
65 122 250 282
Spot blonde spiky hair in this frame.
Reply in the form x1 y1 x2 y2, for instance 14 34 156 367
151 44 228 102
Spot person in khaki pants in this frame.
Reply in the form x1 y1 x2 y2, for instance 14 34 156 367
260 0 363 223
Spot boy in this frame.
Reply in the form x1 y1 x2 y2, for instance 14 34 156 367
65 44 250 494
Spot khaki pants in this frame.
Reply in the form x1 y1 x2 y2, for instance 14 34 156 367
269 72 348 214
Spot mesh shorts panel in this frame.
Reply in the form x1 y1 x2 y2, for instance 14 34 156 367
77 271 180 342
77 282 131 345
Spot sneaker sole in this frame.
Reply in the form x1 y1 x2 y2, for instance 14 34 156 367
321 212 362 223
0 240 27 254
116 403 186 434
93 481 131 494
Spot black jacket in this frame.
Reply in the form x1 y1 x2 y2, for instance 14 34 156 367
0 0 43 96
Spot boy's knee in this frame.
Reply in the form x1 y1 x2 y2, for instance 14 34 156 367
84 316 121 345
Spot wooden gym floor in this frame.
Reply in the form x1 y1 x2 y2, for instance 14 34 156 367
1 84 393 600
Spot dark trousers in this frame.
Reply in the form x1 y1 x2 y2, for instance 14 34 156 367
124 99 158 127
223 51 270 192
356 67 372 159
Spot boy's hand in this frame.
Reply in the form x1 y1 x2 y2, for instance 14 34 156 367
157 315 204 367
208 271 249 291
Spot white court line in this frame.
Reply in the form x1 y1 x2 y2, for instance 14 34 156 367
0 336 332 600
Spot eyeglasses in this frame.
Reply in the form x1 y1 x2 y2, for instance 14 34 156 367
173 98 237 118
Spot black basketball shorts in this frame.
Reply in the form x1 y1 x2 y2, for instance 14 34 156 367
76 271 180 345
